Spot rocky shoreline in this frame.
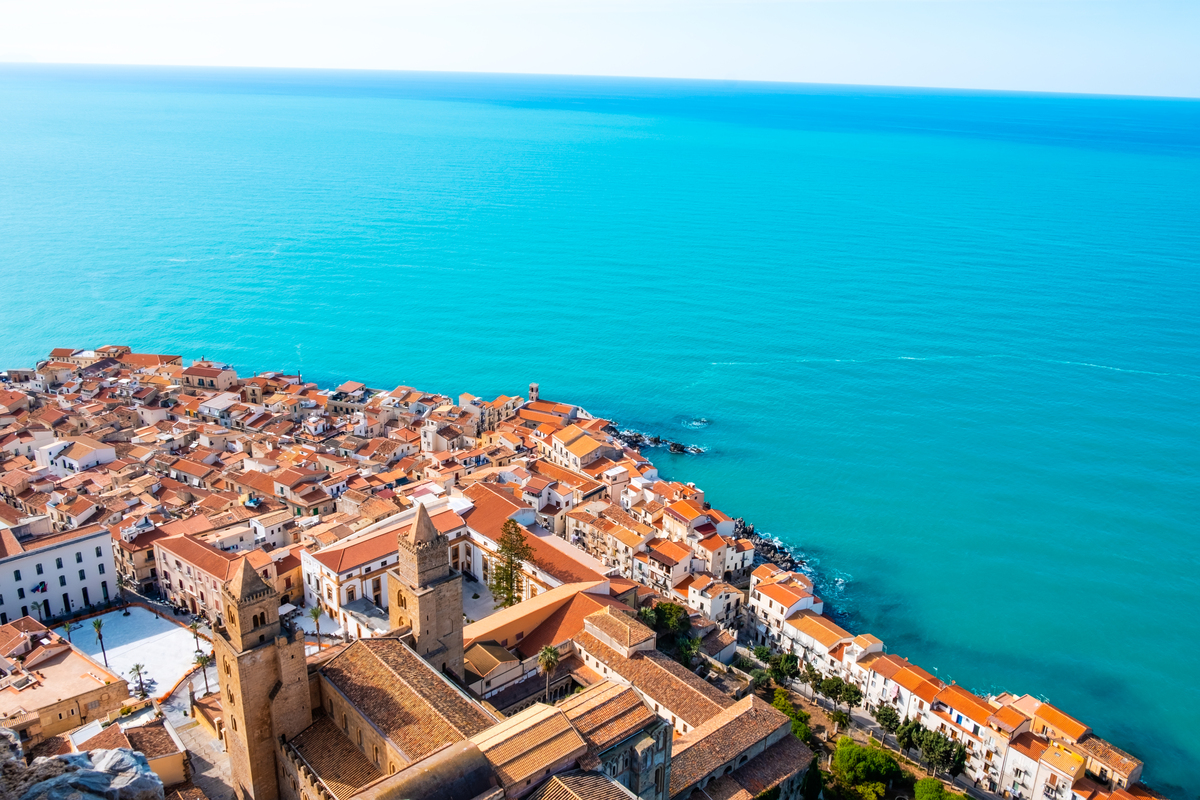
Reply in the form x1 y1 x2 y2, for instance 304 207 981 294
609 426 706 454
733 518 806 573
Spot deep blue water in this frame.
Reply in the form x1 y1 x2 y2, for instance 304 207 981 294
1 64 1197 795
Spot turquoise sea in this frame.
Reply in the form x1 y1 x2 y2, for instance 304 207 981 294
1 65 1197 794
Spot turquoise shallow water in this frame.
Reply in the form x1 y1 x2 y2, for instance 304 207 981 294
1 65 1198 794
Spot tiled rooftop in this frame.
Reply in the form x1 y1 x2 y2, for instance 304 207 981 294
321 638 496 763
288 714 382 800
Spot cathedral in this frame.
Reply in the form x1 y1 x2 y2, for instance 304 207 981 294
214 503 810 800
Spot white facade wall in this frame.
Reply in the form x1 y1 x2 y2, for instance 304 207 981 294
0 531 116 623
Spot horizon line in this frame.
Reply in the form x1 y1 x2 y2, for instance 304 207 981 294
3 59 1198 102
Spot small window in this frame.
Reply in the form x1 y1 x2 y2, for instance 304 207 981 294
95 546 102 558
75 552 83 563
98 564 105 575
59 576 66 587
12 570 19 582
35 564 43 575
56 558 63 569
17 589 24 600
79 569 86 581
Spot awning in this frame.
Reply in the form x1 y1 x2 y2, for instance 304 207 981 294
278 603 297 616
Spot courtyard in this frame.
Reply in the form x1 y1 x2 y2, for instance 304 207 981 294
76 607 211 698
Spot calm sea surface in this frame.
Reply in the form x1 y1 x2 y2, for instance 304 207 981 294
2 65 1197 795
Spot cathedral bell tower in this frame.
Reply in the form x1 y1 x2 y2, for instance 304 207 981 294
387 503 464 679
213 558 312 800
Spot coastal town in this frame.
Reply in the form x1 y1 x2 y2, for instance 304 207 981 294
0 345 1163 800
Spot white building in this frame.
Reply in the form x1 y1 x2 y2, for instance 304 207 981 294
35 438 116 479
0 523 117 624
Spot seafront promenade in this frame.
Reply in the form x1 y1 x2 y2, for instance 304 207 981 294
0 345 1161 799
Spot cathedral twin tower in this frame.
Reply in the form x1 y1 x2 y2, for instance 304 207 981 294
213 503 464 800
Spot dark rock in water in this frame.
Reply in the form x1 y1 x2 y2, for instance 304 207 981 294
648 436 662 446
668 442 686 453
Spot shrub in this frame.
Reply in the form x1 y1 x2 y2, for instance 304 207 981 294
915 778 947 800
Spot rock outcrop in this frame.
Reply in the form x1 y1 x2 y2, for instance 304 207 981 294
0 728 164 800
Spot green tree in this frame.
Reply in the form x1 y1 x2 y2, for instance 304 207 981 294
129 664 147 698
677 635 701 666
771 687 795 716
194 653 212 695
819 677 845 709
188 619 202 652
770 687 814 745
538 645 560 702
308 606 323 643
489 519 534 608
653 603 691 642
637 606 657 628
874 705 901 736
768 653 800 685
752 644 772 662
914 778 948 800
749 669 770 691
896 719 922 757
799 756 823 800
799 662 822 700
919 730 953 775
948 741 968 778
93 618 108 668
841 683 864 711
831 737 900 789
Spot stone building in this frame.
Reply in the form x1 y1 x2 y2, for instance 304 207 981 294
212 560 311 800
386 503 463 680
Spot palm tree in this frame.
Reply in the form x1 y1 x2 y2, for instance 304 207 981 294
308 607 322 645
194 653 212 696
129 664 147 697
61 621 79 643
188 620 202 652
93 618 108 668
538 645 560 703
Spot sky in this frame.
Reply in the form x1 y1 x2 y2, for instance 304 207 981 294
1 0 1197 97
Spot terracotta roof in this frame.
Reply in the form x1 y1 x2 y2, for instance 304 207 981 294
469 703 587 790
584 607 655 649
559 680 656 753
935 685 995 727
783 610 850 649
1075 735 1143 776
669 696 790 797
78 722 132 751
1035 702 1091 741
321 638 495 764
311 528 398 573
125 719 181 759
528 771 638 800
988 703 1030 734
574 631 732 728
1010 731 1049 761
289 714 381 800
157 535 239 580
